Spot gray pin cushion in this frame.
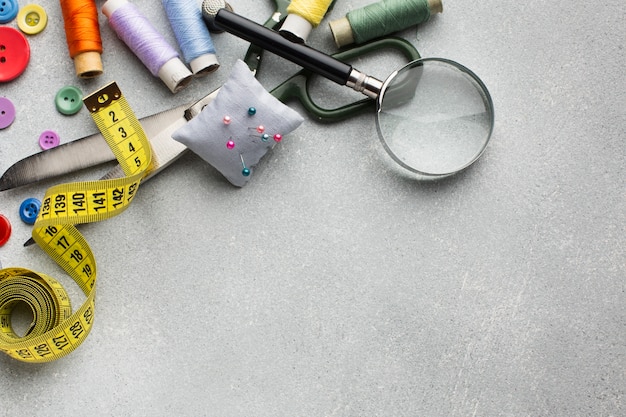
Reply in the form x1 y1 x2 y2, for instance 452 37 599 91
172 60 304 187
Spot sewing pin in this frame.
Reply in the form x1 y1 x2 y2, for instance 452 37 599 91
240 154 250 176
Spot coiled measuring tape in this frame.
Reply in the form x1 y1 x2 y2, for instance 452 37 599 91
0 82 151 362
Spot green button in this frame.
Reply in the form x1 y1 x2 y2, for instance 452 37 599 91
55 86 83 115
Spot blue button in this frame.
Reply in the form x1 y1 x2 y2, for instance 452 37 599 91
0 0 19 24
19 197 41 224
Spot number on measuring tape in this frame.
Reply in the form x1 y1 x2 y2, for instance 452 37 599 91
0 82 151 362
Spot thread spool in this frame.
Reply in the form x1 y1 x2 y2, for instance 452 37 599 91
59 0 104 78
102 0 192 93
162 0 219 76
329 0 443 48
279 0 334 43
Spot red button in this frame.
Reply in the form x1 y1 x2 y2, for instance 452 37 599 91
0 214 11 246
0 27 30 82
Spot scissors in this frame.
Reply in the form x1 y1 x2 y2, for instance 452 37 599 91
0 0 420 191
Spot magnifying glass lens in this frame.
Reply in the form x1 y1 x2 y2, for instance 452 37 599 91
377 58 494 176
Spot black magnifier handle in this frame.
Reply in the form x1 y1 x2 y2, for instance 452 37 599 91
214 8 383 99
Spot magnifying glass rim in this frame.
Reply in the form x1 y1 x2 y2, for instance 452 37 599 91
376 57 495 177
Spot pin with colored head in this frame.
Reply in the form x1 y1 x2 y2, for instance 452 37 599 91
239 154 250 177
223 107 257 126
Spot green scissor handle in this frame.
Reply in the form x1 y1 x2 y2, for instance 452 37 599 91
270 37 421 122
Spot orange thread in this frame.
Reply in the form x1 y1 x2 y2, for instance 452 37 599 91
60 0 103 58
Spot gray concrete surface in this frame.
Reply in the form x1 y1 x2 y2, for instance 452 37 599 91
0 0 624 416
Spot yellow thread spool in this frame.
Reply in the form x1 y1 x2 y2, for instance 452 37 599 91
280 0 334 42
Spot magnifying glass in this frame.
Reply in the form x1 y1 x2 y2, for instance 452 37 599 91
213 9 494 177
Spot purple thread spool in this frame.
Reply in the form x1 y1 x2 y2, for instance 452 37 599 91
102 0 192 93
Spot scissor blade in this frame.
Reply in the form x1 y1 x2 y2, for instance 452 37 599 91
0 134 113 191
0 104 188 191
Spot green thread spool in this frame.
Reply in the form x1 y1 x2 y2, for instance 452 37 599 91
329 0 443 48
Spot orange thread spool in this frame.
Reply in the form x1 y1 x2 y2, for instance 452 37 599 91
60 0 104 78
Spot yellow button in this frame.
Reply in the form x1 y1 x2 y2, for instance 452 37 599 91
17 4 48 35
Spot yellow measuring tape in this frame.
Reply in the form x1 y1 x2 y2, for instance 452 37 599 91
0 82 151 362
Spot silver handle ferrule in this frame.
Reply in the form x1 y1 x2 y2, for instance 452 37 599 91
346 69 384 99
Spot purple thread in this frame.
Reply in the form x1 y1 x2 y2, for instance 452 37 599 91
107 1 179 76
